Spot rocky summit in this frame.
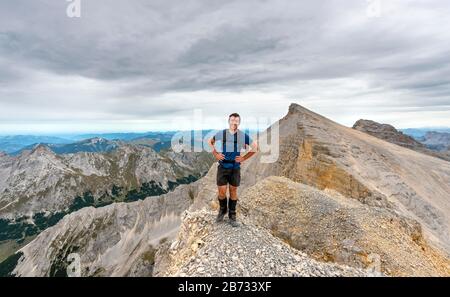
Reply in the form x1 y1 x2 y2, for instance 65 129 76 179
153 209 377 277
1 103 449 277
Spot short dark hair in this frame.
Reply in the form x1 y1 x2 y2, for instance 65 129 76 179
229 113 240 120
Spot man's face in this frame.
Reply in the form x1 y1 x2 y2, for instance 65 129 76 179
229 116 240 130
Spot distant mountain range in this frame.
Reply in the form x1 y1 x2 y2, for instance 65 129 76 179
0 129 259 155
0 132 179 154
0 135 73 154
10 137 120 155
401 128 450 138
0 130 219 155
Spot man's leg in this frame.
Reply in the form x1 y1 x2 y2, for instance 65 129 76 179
216 165 229 222
228 186 239 227
216 186 228 222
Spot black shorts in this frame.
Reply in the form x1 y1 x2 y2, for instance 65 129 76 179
216 165 241 187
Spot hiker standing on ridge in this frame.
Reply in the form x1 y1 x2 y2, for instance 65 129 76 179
208 113 258 227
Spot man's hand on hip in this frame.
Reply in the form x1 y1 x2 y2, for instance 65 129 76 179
235 155 246 163
213 151 225 161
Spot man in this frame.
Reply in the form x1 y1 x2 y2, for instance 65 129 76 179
208 113 258 227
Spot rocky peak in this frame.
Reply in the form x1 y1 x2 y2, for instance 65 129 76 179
288 102 311 114
86 137 108 144
353 119 450 161
352 119 424 149
353 119 397 133
28 143 55 156
287 103 323 120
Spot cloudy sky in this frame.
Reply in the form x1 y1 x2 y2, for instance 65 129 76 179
1 0 449 134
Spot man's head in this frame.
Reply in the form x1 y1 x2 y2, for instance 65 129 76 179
228 113 240 130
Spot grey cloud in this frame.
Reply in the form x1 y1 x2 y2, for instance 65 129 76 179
0 0 449 130
177 25 282 66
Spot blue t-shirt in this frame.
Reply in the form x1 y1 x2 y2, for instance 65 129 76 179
213 129 252 169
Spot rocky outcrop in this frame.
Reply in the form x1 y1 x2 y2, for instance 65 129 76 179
353 120 425 150
153 209 376 277
353 119 450 161
238 176 450 276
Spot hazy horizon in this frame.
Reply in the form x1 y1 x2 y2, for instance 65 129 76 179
1 124 449 138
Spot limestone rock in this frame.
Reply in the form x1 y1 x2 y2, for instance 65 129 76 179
238 176 450 276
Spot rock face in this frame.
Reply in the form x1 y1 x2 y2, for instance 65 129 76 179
353 120 424 150
8 182 198 277
238 176 449 276
353 119 450 161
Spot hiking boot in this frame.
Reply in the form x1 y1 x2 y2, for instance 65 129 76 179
228 198 240 227
216 196 227 222
229 214 240 227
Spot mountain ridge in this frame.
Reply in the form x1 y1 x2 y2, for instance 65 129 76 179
236 103 450 254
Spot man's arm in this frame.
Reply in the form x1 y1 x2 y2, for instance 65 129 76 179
236 140 258 163
208 136 225 161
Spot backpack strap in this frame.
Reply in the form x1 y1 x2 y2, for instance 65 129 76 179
222 129 226 153
234 130 238 153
